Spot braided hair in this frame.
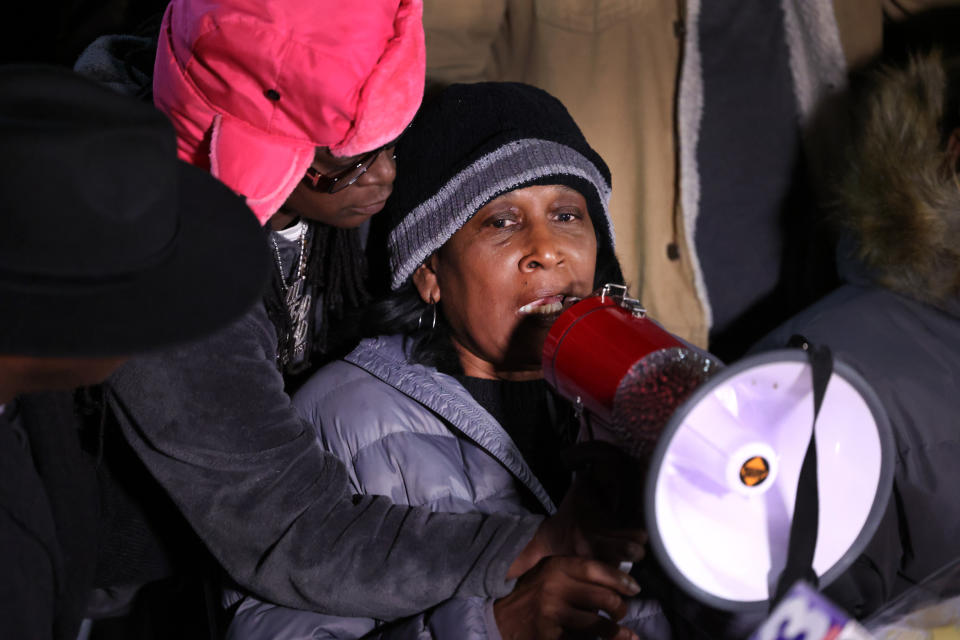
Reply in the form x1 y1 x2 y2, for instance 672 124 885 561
264 222 370 386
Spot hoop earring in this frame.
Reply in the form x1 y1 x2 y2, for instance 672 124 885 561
417 302 437 332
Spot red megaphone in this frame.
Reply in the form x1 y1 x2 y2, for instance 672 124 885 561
541 284 721 458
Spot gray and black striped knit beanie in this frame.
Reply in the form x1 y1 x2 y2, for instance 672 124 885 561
382 82 616 290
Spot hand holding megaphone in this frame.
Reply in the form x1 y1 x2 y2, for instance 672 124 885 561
493 555 642 640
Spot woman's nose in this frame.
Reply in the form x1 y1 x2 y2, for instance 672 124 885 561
519 223 563 271
356 147 397 188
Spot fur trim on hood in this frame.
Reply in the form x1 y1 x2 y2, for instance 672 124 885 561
839 52 960 308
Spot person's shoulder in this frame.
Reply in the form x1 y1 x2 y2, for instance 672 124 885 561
111 301 278 388
751 285 882 353
292 340 411 418
293 338 456 455
74 34 156 99
294 358 376 405
293 336 406 402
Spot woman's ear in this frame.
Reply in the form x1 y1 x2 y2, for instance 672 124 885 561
412 254 441 305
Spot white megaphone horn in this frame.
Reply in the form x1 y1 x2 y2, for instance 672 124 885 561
542 285 896 612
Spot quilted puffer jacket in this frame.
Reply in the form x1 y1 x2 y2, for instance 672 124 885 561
227 334 671 639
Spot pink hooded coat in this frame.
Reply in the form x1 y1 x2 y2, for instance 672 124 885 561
153 0 425 224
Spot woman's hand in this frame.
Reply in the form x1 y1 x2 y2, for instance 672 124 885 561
495 556 641 640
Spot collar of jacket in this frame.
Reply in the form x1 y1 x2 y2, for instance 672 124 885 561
345 335 557 514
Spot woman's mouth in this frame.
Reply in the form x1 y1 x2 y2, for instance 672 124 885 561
518 294 582 316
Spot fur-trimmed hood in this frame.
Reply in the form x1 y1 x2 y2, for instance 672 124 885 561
838 52 960 309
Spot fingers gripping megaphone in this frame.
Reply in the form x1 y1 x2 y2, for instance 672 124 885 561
542 285 895 613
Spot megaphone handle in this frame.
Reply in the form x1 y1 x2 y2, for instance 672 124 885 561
772 343 834 607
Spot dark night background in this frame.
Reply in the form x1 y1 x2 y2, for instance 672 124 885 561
1 1 170 67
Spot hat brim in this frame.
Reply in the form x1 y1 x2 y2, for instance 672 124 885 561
0 160 271 358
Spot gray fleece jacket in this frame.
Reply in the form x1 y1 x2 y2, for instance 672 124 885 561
226 335 671 639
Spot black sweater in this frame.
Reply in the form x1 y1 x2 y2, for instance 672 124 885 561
455 376 578 506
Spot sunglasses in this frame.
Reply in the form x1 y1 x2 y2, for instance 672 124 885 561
302 144 396 194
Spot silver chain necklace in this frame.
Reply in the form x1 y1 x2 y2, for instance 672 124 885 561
270 222 313 368
270 223 309 291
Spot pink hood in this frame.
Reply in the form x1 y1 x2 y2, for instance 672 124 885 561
153 0 424 224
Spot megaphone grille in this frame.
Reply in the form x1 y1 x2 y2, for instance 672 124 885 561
612 346 720 458
645 351 894 612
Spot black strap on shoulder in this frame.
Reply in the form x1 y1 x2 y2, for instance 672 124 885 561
772 336 834 607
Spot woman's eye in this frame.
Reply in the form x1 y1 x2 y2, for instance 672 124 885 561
555 209 582 222
490 216 517 229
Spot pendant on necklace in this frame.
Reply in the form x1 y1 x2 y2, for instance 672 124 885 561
286 277 304 306
285 276 312 365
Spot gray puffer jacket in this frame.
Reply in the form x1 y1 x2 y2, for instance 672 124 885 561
228 335 671 639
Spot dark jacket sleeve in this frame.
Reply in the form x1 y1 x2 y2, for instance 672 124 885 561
105 303 541 619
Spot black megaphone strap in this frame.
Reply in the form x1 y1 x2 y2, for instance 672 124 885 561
772 337 834 607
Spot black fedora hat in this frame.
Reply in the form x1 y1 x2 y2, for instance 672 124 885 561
0 64 270 357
